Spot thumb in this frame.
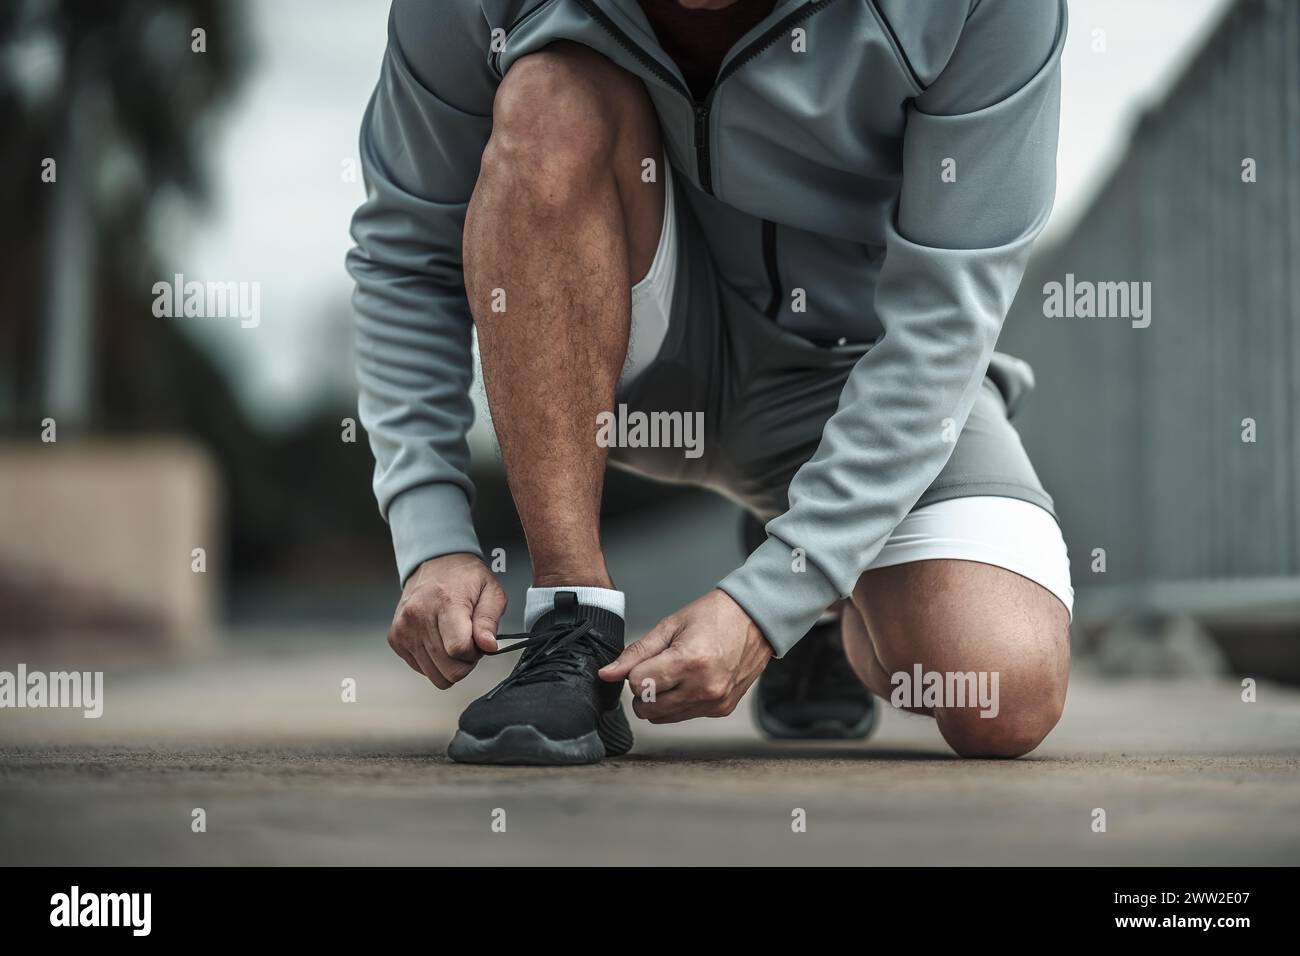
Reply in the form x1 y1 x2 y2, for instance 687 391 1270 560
471 580 507 653
600 619 677 682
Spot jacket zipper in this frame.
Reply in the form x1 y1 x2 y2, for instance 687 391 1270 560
573 0 704 180
693 105 711 191
576 0 841 197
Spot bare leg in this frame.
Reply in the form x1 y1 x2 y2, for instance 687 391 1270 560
463 43 664 588
841 560 1071 757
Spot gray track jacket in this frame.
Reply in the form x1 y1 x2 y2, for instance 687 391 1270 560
347 0 1066 654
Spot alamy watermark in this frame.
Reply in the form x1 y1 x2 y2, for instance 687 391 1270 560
595 404 704 459
50 886 150 936
890 665 999 718
0 664 103 718
152 273 261 328
1042 273 1151 329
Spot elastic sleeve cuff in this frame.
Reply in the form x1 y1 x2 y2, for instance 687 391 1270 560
717 536 843 657
387 482 482 585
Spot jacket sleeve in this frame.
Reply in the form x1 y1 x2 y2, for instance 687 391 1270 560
719 0 1067 654
346 1 498 584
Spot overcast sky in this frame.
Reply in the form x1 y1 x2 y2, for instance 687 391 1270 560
165 0 1232 431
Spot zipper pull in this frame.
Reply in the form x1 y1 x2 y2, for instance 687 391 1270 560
694 104 708 147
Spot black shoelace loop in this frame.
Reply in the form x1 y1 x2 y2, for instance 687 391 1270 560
484 618 617 698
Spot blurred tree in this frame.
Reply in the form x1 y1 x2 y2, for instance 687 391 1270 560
0 0 247 427
0 0 676 604
0 0 407 596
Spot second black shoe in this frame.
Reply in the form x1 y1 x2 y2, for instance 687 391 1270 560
447 591 633 765
740 511 876 740
753 616 878 740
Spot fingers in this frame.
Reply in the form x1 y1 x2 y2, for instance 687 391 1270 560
627 669 681 720
613 590 770 723
387 556 507 688
471 582 507 653
387 625 426 679
436 601 479 664
632 681 741 723
599 617 681 682
626 644 706 722
425 622 475 684
411 643 451 690
389 598 473 687
626 644 688 702
633 691 706 723
391 643 422 677
626 641 749 723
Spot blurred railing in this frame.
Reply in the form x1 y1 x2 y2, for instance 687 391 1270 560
999 0 1300 622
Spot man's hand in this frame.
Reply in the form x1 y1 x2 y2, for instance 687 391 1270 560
599 589 772 722
388 553 507 688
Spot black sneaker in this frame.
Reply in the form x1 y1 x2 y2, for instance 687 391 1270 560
447 591 633 765
740 512 876 740
753 617 878 740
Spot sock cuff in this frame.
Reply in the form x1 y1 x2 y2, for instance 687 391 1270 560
525 586 625 630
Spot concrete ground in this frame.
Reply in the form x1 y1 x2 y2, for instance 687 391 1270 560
2 632 1298 866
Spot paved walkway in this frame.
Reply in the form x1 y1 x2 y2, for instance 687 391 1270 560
2 636 1297 865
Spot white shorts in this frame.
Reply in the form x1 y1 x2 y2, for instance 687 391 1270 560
620 151 678 391
865 495 1073 616
623 160 1074 618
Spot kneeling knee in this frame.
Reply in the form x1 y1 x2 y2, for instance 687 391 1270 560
937 669 1067 759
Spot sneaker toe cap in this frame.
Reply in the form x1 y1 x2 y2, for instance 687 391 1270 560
459 685 598 742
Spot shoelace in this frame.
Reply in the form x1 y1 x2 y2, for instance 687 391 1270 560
483 618 618 699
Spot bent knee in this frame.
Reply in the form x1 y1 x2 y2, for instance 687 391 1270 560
486 45 635 192
936 667 1067 758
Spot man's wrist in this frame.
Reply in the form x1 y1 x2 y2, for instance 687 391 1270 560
413 551 484 575
718 536 842 657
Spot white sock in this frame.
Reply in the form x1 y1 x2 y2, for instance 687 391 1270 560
524 586 625 630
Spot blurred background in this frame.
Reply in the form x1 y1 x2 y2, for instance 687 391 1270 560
2 0 1294 674
1 0 1298 867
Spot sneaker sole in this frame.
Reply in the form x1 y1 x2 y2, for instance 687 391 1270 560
448 707 633 766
